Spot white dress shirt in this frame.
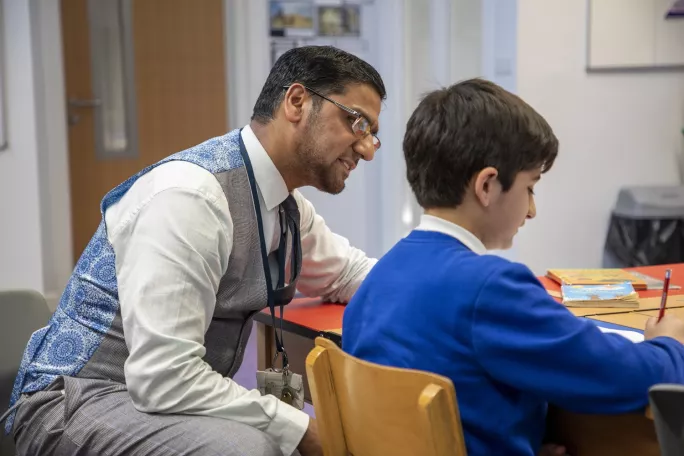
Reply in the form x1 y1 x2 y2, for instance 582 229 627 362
414 214 487 255
104 125 376 456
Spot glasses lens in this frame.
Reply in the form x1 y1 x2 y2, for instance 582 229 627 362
352 117 370 137
372 135 381 151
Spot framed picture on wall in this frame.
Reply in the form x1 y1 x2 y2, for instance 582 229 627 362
317 5 361 37
270 1 316 38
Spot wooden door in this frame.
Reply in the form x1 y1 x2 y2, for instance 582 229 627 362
61 0 228 261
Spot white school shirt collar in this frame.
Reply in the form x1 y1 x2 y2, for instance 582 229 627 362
415 214 487 255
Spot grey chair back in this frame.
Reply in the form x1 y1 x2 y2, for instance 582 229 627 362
649 383 684 456
0 290 52 455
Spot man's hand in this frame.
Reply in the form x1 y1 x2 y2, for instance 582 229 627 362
297 418 323 456
538 443 567 456
645 314 684 345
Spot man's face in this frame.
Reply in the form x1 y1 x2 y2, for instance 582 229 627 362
295 83 381 194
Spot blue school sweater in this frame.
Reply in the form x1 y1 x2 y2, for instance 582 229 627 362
342 230 684 456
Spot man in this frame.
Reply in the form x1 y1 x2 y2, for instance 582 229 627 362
6 46 385 456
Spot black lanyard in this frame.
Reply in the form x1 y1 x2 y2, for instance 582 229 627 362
239 132 299 369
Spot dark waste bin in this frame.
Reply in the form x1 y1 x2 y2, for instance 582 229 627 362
603 186 684 268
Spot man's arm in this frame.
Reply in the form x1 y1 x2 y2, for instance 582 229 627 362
107 165 309 456
291 190 376 302
471 261 684 414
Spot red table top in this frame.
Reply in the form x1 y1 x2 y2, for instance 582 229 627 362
259 263 684 335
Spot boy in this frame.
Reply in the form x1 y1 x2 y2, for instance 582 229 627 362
342 79 684 456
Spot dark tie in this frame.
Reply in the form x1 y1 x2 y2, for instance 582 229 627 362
270 195 302 368
273 194 301 306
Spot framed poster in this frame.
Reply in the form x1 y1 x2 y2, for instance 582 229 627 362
318 5 361 37
587 0 684 70
270 1 316 38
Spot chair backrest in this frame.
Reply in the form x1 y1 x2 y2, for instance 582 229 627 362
306 337 467 456
0 289 51 455
649 384 684 456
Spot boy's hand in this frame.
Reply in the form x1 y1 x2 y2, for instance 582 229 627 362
645 315 684 345
538 443 567 456
297 418 323 456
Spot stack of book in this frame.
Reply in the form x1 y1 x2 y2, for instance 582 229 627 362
547 269 648 290
546 269 645 308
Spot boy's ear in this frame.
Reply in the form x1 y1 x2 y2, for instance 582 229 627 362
473 167 500 207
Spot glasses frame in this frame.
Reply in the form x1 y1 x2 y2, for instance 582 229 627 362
282 84 380 151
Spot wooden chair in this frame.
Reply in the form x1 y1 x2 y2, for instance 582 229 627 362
305 337 467 456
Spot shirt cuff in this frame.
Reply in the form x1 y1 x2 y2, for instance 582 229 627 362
264 401 310 456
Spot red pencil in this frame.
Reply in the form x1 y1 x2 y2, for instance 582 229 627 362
657 269 672 322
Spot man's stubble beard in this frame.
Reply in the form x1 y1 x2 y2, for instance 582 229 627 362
295 120 345 195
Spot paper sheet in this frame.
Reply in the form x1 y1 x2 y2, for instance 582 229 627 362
598 326 645 343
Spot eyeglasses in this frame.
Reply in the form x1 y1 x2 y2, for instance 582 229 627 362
283 85 380 151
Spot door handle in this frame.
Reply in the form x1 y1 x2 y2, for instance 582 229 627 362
68 98 102 108
67 98 102 125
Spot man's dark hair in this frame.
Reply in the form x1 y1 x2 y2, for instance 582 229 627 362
403 78 558 209
251 46 386 123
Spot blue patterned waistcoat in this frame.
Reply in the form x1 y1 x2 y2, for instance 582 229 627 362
6 129 288 431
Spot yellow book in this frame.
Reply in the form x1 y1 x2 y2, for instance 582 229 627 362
547 268 647 291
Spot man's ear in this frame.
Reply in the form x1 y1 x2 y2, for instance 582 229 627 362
282 84 307 123
473 167 500 208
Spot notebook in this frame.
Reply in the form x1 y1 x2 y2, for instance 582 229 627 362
561 282 639 308
547 268 648 291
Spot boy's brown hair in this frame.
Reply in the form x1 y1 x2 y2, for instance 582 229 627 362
403 79 558 208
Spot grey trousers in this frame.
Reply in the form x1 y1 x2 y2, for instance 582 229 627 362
12 377 287 456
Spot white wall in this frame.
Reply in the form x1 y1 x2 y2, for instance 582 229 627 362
371 0 415 255
31 0 73 306
0 0 45 292
451 0 482 84
0 0 71 306
514 0 684 275
224 0 270 131
482 0 517 93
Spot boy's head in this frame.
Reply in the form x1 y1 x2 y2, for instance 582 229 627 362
403 78 558 250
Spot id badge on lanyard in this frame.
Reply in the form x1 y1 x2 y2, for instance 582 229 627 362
239 132 305 410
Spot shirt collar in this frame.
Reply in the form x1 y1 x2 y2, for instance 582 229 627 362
240 124 289 211
415 214 487 255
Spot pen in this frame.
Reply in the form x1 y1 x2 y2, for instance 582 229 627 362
657 269 672 322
